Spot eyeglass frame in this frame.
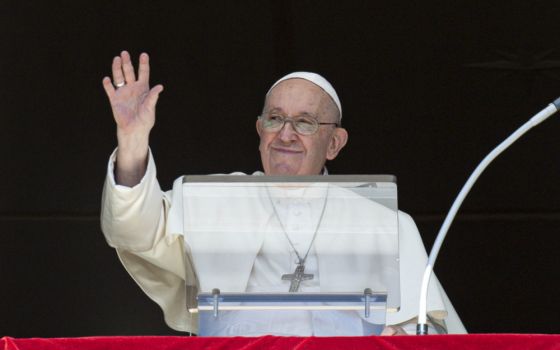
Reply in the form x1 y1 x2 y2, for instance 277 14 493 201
257 112 340 136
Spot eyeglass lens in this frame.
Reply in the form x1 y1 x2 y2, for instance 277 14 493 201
261 114 318 135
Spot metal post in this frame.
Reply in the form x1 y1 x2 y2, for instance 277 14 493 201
364 288 372 318
212 288 220 318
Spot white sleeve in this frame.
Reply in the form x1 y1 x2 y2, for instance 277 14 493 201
100 148 165 252
100 148 196 332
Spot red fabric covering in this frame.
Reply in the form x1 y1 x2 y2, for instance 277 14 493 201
2 334 560 350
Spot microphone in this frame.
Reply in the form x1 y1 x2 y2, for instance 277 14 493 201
416 97 560 335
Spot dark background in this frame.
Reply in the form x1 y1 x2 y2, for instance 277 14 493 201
1 1 559 337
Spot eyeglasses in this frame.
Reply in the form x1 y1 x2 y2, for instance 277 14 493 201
258 113 339 135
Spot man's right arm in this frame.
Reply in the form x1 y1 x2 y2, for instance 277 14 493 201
99 52 196 332
100 50 166 249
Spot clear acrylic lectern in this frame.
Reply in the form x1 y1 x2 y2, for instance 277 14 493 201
181 175 400 336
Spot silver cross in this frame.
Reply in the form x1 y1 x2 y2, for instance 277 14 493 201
281 263 314 292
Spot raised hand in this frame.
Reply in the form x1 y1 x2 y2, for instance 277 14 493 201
102 51 163 186
102 51 163 138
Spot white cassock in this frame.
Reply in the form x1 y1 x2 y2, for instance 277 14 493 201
101 150 466 335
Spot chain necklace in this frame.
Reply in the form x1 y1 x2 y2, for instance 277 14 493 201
266 184 329 292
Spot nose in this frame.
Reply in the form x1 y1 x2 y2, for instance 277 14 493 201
277 120 299 142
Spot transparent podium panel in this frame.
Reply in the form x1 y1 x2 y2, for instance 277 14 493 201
181 175 400 336
195 291 387 336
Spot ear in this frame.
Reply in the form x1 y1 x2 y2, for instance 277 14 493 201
326 127 348 160
256 118 263 137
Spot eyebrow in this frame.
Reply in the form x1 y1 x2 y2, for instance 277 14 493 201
296 112 320 121
266 108 319 119
267 107 284 114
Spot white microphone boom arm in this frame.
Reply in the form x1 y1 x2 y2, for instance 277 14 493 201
416 97 560 335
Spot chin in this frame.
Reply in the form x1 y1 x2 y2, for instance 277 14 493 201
267 164 301 176
269 169 298 176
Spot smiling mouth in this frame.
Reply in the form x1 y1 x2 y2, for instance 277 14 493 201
271 146 303 154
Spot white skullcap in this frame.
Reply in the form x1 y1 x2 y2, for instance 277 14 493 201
267 72 342 120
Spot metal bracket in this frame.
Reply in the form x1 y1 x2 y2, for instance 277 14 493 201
364 288 372 318
212 288 220 318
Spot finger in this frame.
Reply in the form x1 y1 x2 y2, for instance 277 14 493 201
145 84 164 110
137 52 150 84
102 76 116 101
120 50 136 83
112 56 125 87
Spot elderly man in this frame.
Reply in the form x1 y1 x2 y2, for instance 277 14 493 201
101 51 465 335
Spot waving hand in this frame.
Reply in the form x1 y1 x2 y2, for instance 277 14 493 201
102 51 163 186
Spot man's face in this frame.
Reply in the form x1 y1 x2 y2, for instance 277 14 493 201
257 78 347 175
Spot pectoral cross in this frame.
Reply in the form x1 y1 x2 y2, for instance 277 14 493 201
281 263 314 292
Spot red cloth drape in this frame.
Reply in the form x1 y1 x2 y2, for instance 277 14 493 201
2 334 560 350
